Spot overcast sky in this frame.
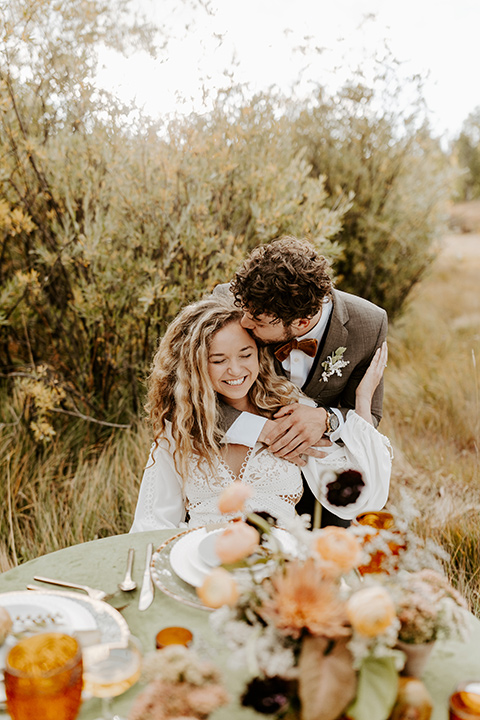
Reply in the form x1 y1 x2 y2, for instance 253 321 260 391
97 0 480 141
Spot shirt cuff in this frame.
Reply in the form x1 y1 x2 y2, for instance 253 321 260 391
328 407 345 443
221 412 267 447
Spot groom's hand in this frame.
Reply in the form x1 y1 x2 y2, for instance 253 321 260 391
258 404 332 462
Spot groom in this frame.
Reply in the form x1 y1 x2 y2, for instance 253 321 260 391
216 235 388 527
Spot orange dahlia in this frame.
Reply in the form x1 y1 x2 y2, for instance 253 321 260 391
259 559 350 639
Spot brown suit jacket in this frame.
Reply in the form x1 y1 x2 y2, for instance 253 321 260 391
216 287 388 430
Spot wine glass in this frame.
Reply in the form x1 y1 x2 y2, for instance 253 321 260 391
82 635 142 720
4 632 83 720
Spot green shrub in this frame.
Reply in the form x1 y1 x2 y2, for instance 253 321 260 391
292 82 452 318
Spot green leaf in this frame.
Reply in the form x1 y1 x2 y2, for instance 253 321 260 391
345 657 398 720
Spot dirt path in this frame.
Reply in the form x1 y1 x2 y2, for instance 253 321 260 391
441 232 480 259
443 201 480 259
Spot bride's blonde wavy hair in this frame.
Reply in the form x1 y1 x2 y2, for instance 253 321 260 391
147 295 302 481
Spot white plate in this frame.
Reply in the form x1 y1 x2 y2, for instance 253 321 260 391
197 529 224 568
169 526 299 588
151 532 213 611
0 592 97 636
197 526 298 567
188 545 218 577
169 528 209 588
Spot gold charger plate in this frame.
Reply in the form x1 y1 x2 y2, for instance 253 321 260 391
151 529 213 612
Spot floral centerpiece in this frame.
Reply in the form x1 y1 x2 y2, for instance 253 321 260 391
197 483 469 720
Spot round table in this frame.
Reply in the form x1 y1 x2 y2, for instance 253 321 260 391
1 529 479 720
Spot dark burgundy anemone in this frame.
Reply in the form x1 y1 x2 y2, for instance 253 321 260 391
326 469 365 507
241 676 291 714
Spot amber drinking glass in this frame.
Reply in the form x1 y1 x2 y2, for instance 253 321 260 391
450 682 480 719
4 632 83 720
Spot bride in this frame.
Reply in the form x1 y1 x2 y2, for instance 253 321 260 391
130 296 392 532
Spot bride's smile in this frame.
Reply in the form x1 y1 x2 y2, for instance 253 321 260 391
207 321 259 411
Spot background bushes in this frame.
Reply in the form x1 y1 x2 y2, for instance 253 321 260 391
0 74 451 428
292 83 451 318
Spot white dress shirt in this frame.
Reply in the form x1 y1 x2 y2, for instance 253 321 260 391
281 298 332 386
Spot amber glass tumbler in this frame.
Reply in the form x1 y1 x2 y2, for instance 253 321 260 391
5 632 83 720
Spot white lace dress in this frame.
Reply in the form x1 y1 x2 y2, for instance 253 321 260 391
130 411 392 532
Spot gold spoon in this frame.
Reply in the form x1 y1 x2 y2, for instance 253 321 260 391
118 548 137 592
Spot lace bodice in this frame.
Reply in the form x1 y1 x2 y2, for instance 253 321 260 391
130 411 392 533
184 445 303 527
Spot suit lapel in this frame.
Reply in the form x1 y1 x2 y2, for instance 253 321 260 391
302 290 349 397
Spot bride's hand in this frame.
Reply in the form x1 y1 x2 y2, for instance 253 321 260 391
356 341 388 406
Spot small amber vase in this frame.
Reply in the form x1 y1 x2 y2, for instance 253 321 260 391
390 677 433 720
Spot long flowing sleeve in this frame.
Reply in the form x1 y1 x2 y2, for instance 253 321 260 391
130 437 186 532
302 410 393 520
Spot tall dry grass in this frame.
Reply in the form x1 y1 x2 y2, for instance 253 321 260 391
383 230 480 612
0 416 151 571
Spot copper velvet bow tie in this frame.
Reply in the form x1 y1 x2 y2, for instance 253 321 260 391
274 338 318 363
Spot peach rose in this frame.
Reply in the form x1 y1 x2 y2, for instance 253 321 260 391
217 482 253 514
196 568 239 608
215 521 260 564
311 527 362 577
346 586 397 637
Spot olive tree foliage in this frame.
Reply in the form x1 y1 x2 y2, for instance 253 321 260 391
292 73 452 318
453 107 480 201
0 3 347 435
0 0 155 433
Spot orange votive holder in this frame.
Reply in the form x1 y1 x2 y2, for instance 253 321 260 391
354 511 406 575
355 511 396 530
450 682 480 719
155 626 193 650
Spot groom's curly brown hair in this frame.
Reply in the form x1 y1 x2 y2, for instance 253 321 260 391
231 236 334 326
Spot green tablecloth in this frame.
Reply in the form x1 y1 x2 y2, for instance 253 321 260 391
1 529 479 719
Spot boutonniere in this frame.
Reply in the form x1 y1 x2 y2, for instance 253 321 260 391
321 346 350 382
